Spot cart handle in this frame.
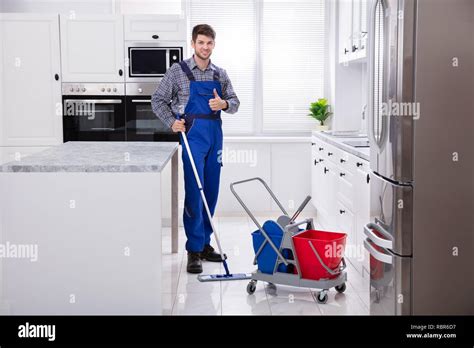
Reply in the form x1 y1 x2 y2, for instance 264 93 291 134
308 240 346 276
230 177 288 266
230 177 289 216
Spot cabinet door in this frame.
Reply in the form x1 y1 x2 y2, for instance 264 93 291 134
0 14 63 146
336 200 357 269
60 15 124 82
354 160 370 272
322 160 339 231
124 15 186 41
338 0 353 62
311 140 321 209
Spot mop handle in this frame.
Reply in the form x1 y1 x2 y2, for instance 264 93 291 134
177 115 227 265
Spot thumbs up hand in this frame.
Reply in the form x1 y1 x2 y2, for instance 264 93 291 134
209 88 227 111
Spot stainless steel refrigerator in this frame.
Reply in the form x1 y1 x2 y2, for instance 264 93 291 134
365 0 473 315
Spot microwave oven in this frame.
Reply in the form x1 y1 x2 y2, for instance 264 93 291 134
126 42 184 82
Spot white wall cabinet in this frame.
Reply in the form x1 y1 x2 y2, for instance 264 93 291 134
311 135 370 275
338 0 368 63
60 15 124 82
124 15 186 41
0 14 63 147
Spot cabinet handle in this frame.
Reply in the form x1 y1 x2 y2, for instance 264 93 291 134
344 48 349 54
352 45 358 52
318 147 324 151
152 34 159 39
324 167 329 174
339 210 346 214
339 172 346 177
366 174 370 184
340 159 346 163
54 74 59 81
319 158 324 162
328 152 333 156
119 69 123 76
356 162 363 167
311 142 315 146
314 159 318 165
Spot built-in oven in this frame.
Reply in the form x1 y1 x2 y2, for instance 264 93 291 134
125 42 184 82
62 83 126 142
125 83 179 142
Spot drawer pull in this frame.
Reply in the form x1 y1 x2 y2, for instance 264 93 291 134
339 172 346 177
324 167 329 174
340 159 346 163
339 210 346 214
314 159 318 165
319 147 324 151
328 152 333 156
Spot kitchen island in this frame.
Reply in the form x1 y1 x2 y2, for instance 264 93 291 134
0 142 179 314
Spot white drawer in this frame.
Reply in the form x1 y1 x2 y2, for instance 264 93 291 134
337 151 352 173
325 143 343 165
124 15 186 41
350 155 369 173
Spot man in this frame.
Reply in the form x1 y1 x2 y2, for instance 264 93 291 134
152 24 240 274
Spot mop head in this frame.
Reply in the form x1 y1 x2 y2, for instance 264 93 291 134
198 273 253 282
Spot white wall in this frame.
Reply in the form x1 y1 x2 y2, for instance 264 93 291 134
161 140 316 226
0 0 182 14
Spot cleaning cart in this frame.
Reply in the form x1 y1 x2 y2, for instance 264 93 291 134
230 177 348 304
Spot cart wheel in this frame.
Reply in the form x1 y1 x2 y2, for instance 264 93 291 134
316 291 328 304
335 283 346 293
247 281 257 295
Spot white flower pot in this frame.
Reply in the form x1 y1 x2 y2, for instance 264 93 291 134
315 125 329 131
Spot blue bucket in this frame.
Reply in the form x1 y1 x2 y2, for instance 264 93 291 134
252 220 289 274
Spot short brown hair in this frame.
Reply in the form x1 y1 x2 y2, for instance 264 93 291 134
192 24 216 42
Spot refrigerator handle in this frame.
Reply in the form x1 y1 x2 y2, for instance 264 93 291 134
364 222 393 249
367 0 381 150
364 239 393 264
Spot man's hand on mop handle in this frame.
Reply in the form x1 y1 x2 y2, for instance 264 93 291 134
172 118 186 133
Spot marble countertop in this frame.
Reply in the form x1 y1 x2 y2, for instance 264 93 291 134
0 142 179 173
312 131 370 161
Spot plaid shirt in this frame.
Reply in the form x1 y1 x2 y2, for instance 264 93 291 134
151 55 240 129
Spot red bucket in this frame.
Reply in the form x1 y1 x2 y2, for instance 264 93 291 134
293 230 347 280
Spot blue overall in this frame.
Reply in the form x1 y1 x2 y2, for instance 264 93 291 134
177 61 223 253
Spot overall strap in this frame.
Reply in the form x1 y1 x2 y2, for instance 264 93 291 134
212 68 220 81
179 61 195 81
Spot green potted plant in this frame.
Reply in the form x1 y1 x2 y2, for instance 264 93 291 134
308 98 332 131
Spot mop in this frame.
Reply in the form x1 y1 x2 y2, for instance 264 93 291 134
179 122 252 282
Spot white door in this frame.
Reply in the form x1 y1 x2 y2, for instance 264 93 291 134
354 160 371 272
60 15 124 82
338 0 353 62
0 14 63 146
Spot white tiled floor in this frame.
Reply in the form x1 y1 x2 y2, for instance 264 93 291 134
161 216 369 316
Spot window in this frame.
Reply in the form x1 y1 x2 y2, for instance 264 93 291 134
188 0 326 135
189 0 256 135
